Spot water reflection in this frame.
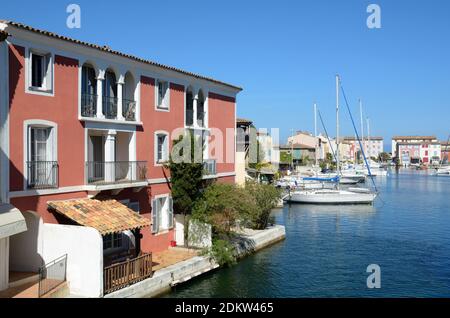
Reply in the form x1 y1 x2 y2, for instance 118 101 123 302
165 170 450 298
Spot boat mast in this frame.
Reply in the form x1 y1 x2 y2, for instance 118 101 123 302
314 102 318 167
290 128 294 172
367 117 371 160
359 99 364 164
336 75 340 185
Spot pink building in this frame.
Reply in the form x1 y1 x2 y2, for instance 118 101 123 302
392 136 441 166
0 21 240 296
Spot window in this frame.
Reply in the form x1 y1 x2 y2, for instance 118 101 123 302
29 51 52 92
103 233 123 250
128 202 140 214
25 121 58 189
156 80 169 110
152 196 174 234
30 127 51 162
155 132 169 164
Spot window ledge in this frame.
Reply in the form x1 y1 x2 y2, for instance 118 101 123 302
26 87 54 97
154 229 172 236
156 106 170 112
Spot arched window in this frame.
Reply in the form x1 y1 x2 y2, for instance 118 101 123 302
81 64 97 117
103 69 118 118
123 72 136 121
185 88 194 126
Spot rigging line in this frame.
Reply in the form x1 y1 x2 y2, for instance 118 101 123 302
339 83 378 193
317 109 339 171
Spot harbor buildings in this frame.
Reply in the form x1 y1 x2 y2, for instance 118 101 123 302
392 136 441 166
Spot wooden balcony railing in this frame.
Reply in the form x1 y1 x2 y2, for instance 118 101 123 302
103 253 153 295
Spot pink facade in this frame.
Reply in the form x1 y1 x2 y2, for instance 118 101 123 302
2 23 241 254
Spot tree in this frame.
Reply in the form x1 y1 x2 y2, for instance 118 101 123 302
165 132 204 246
378 152 391 163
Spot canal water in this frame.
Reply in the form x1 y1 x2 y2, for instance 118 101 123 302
164 170 450 297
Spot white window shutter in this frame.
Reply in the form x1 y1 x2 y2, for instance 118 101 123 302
168 197 174 229
151 199 159 234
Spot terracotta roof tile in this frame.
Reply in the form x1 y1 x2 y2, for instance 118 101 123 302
48 199 150 235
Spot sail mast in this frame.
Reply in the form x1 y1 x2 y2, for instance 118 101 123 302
359 99 364 163
314 102 318 166
367 117 371 159
336 75 340 183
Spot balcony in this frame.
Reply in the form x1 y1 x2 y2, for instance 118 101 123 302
203 159 217 176
122 99 136 121
26 161 58 189
103 96 118 119
86 161 147 185
81 93 97 117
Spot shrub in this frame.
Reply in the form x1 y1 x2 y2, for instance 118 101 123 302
192 183 256 236
203 239 237 267
245 181 281 230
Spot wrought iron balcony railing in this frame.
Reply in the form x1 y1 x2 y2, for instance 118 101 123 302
81 93 97 117
122 99 136 121
186 109 194 126
103 96 118 119
197 112 206 127
27 161 58 189
203 159 217 176
86 161 147 185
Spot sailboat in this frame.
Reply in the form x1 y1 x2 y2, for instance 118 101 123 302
435 135 450 176
286 75 377 205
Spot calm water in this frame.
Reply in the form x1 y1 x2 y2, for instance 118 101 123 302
164 170 450 297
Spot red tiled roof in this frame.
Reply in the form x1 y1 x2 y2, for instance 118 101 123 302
343 136 383 141
1 20 242 91
236 118 253 124
48 199 150 235
278 143 315 150
392 136 436 140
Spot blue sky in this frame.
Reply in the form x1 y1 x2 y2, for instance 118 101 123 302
3 0 450 151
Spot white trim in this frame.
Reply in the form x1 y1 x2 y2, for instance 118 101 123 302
0 41 10 203
8 172 236 198
152 193 172 233
154 130 169 167
216 172 236 178
79 116 142 126
9 180 150 199
154 78 170 112
23 119 58 191
5 28 240 100
25 47 54 96
147 178 168 185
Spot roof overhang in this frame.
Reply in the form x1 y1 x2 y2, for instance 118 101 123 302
48 199 150 236
0 203 27 240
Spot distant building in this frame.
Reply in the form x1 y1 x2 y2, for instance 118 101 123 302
441 141 450 164
257 131 280 166
276 144 315 172
287 131 328 162
236 118 253 185
392 136 441 166
342 136 384 161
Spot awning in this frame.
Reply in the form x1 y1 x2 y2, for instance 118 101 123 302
48 199 150 236
0 203 27 240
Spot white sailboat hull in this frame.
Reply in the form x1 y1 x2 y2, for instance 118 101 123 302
287 189 377 204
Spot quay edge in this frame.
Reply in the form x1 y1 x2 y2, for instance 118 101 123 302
103 225 286 298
